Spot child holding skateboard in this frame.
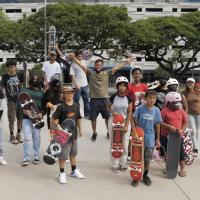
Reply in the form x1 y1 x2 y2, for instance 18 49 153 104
161 92 187 177
51 86 85 184
19 75 45 166
132 90 162 187
108 76 132 173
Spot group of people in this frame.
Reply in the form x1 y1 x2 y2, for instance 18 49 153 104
0 48 199 187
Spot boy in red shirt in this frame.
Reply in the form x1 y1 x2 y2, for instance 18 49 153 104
127 67 148 112
161 92 187 177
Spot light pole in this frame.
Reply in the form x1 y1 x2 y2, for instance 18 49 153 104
44 0 47 61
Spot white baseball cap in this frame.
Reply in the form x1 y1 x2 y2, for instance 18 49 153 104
186 78 195 83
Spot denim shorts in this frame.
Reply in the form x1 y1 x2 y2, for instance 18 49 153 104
90 98 110 120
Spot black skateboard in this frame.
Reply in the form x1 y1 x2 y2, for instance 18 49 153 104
18 92 44 129
166 131 181 179
43 119 76 165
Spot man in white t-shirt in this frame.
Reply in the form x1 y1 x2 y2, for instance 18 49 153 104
70 50 90 119
42 51 61 90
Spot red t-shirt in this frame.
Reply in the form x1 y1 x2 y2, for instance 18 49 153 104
127 83 148 112
161 107 187 137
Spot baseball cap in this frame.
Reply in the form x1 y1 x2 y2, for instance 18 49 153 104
186 78 195 83
50 51 57 55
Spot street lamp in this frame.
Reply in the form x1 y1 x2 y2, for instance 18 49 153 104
44 0 47 61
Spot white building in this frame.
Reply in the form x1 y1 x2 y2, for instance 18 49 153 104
0 1 200 75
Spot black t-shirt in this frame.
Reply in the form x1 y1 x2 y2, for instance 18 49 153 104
2 73 22 102
52 102 81 141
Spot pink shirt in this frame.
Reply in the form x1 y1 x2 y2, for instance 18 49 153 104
161 107 187 136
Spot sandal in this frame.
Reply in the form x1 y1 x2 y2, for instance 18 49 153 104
179 171 187 177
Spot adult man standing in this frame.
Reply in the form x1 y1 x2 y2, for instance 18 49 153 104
71 55 133 142
70 50 90 119
42 51 61 91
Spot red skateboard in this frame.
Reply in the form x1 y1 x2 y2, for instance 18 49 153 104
129 126 144 181
111 114 124 159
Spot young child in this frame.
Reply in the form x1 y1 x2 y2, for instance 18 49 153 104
132 90 162 187
51 86 85 184
0 87 7 166
108 76 132 173
161 92 187 177
20 75 45 166
2 60 23 144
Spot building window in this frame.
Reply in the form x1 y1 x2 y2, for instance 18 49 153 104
146 8 163 12
5 9 22 13
0 58 3 62
136 57 142 62
181 8 198 12
6 58 14 61
172 8 177 12
137 8 142 12
31 8 37 12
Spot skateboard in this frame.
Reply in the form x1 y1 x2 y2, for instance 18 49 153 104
111 114 124 159
43 119 76 165
18 92 44 129
183 128 195 165
129 126 144 181
166 131 181 179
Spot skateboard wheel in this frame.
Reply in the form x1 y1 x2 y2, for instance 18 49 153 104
111 149 114 152
129 136 132 140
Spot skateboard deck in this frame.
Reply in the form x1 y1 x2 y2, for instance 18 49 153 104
43 119 76 165
129 126 144 181
111 114 124 159
183 128 195 165
166 131 181 179
18 92 44 129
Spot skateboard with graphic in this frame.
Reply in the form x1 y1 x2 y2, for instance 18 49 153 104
111 114 124 160
129 126 144 181
18 92 44 129
43 119 76 165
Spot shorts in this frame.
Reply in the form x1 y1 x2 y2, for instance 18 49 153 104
90 98 110 120
160 135 185 161
57 139 78 160
144 147 153 162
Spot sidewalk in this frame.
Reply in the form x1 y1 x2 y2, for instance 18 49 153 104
0 106 200 200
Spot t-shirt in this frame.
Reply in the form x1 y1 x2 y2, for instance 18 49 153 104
161 107 187 137
88 69 112 98
134 104 162 148
70 60 88 88
42 61 61 82
52 102 81 141
1 73 22 102
109 93 132 119
127 83 148 112
155 87 168 110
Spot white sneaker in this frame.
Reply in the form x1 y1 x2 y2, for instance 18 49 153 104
0 157 7 166
70 169 85 179
59 172 67 184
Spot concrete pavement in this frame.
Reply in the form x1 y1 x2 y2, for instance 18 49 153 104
0 104 200 200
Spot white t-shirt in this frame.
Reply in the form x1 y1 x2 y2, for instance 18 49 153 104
42 61 61 82
70 60 88 88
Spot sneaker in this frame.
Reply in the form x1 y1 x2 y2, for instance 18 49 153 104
91 133 97 142
106 132 110 139
119 165 127 172
193 149 198 157
131 180 139 187
70 169 85 179
143 176 152 186
59 172 67 184
33 158 40 165
16 134 23 143
10 135 19 145
111 165 119 173
21 159 30 167
0 157 7 166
